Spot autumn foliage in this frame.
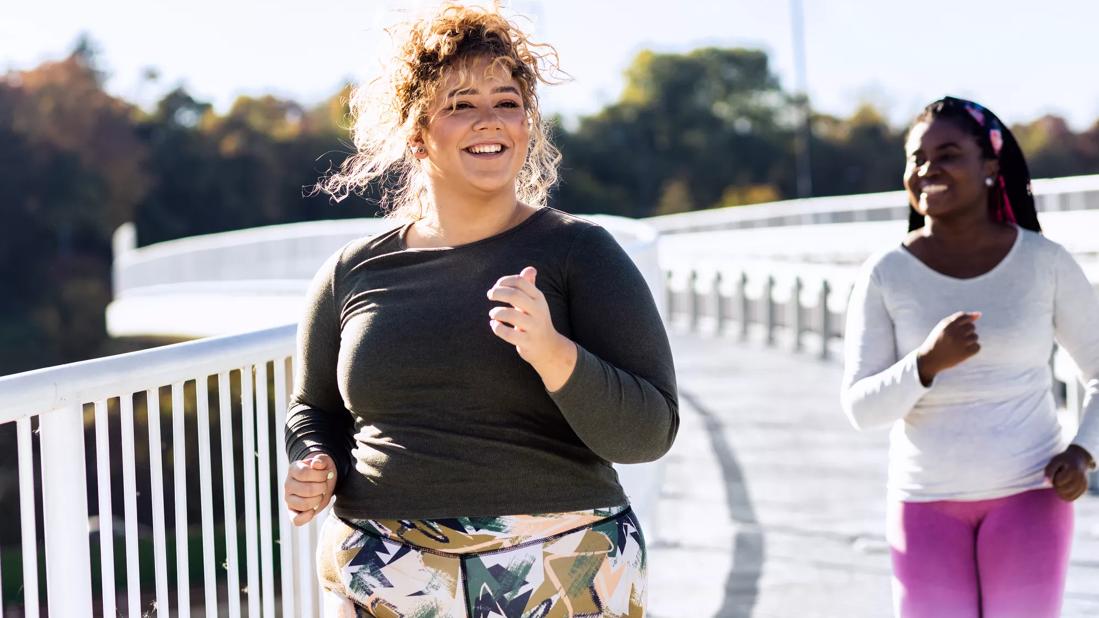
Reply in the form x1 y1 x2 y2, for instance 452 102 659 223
2 42 1098 374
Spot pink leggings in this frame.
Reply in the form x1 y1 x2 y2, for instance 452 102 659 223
888 488 1073 618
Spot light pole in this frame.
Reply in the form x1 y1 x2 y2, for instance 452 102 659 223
791 0 813 198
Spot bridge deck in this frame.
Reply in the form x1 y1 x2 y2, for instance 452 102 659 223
648 332 1099 618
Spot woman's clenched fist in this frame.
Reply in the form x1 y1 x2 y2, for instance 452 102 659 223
284 452 337 526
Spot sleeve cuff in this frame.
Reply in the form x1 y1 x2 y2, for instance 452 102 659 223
901 348 933 393
1070 384 1099 461
545 342 595 405
1070 431 1099 468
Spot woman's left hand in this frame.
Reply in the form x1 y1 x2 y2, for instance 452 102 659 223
1044 444 1095 501
487 266 577 391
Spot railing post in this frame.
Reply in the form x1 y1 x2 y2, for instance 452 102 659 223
712 271 726 336
664 270 676 324
738 271 750 341
16 419 39 618
791 277 804 352
111 222 137 298
819 280 832 360
765 275 777 346
687 270 700 333
39 405 94 615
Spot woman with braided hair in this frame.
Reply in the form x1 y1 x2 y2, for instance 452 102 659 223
842 96 1099 617
281 3 675 616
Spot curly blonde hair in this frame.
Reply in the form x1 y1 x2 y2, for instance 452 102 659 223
317 2 564 221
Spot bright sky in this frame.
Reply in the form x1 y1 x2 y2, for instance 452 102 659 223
3 0 1098 130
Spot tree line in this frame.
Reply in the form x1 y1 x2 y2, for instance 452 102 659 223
2 41 1098 374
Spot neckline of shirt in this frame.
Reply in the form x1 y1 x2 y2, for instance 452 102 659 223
396 206 551 253
897 225 1024 283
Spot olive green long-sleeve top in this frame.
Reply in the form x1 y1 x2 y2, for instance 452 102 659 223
285 207 679 519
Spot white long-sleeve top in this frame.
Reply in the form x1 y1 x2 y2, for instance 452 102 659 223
841 227 1099 502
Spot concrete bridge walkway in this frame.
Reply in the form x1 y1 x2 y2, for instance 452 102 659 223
647 332 1099 618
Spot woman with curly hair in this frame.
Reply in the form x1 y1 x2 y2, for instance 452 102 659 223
282 3 677 615
842 96 1099 617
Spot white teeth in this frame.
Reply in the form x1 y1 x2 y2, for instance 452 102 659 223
467 144 503 154
922 184 948 194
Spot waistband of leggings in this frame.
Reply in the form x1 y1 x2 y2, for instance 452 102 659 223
338 504 635 558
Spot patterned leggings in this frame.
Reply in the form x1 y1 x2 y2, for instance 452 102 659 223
316 504 646 617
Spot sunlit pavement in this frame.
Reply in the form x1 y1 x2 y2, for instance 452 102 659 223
647 332 1099 618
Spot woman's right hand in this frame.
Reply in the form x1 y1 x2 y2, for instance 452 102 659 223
916 311 982 386
284 452 337 526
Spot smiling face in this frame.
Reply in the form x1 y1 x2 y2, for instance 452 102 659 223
415 56 531 201
904 117 999 222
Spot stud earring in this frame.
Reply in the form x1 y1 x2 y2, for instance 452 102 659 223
984 177 995 187
409 145 424 155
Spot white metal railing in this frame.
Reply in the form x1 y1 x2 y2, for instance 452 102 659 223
2 214 667 616
107 214 666 337
107 219 395 339
656 206 1099 274
0 324 325 617
0 329 665 617
664 260 853 359
660 257 1099 491
648 173 1099 234
111 219 396 295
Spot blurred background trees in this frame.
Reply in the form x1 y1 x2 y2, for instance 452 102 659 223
0 43 148 373
2 38 1098 373
556 47 793 216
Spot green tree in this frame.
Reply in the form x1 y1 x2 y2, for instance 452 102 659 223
133 86 376 247
1013 115 1089 179
809 104 905 197
653 177 696 216
553 47 794 216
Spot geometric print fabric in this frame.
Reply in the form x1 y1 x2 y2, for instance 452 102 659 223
316 505 646 617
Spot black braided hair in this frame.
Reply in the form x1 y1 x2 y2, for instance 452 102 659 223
906 96 1040 233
